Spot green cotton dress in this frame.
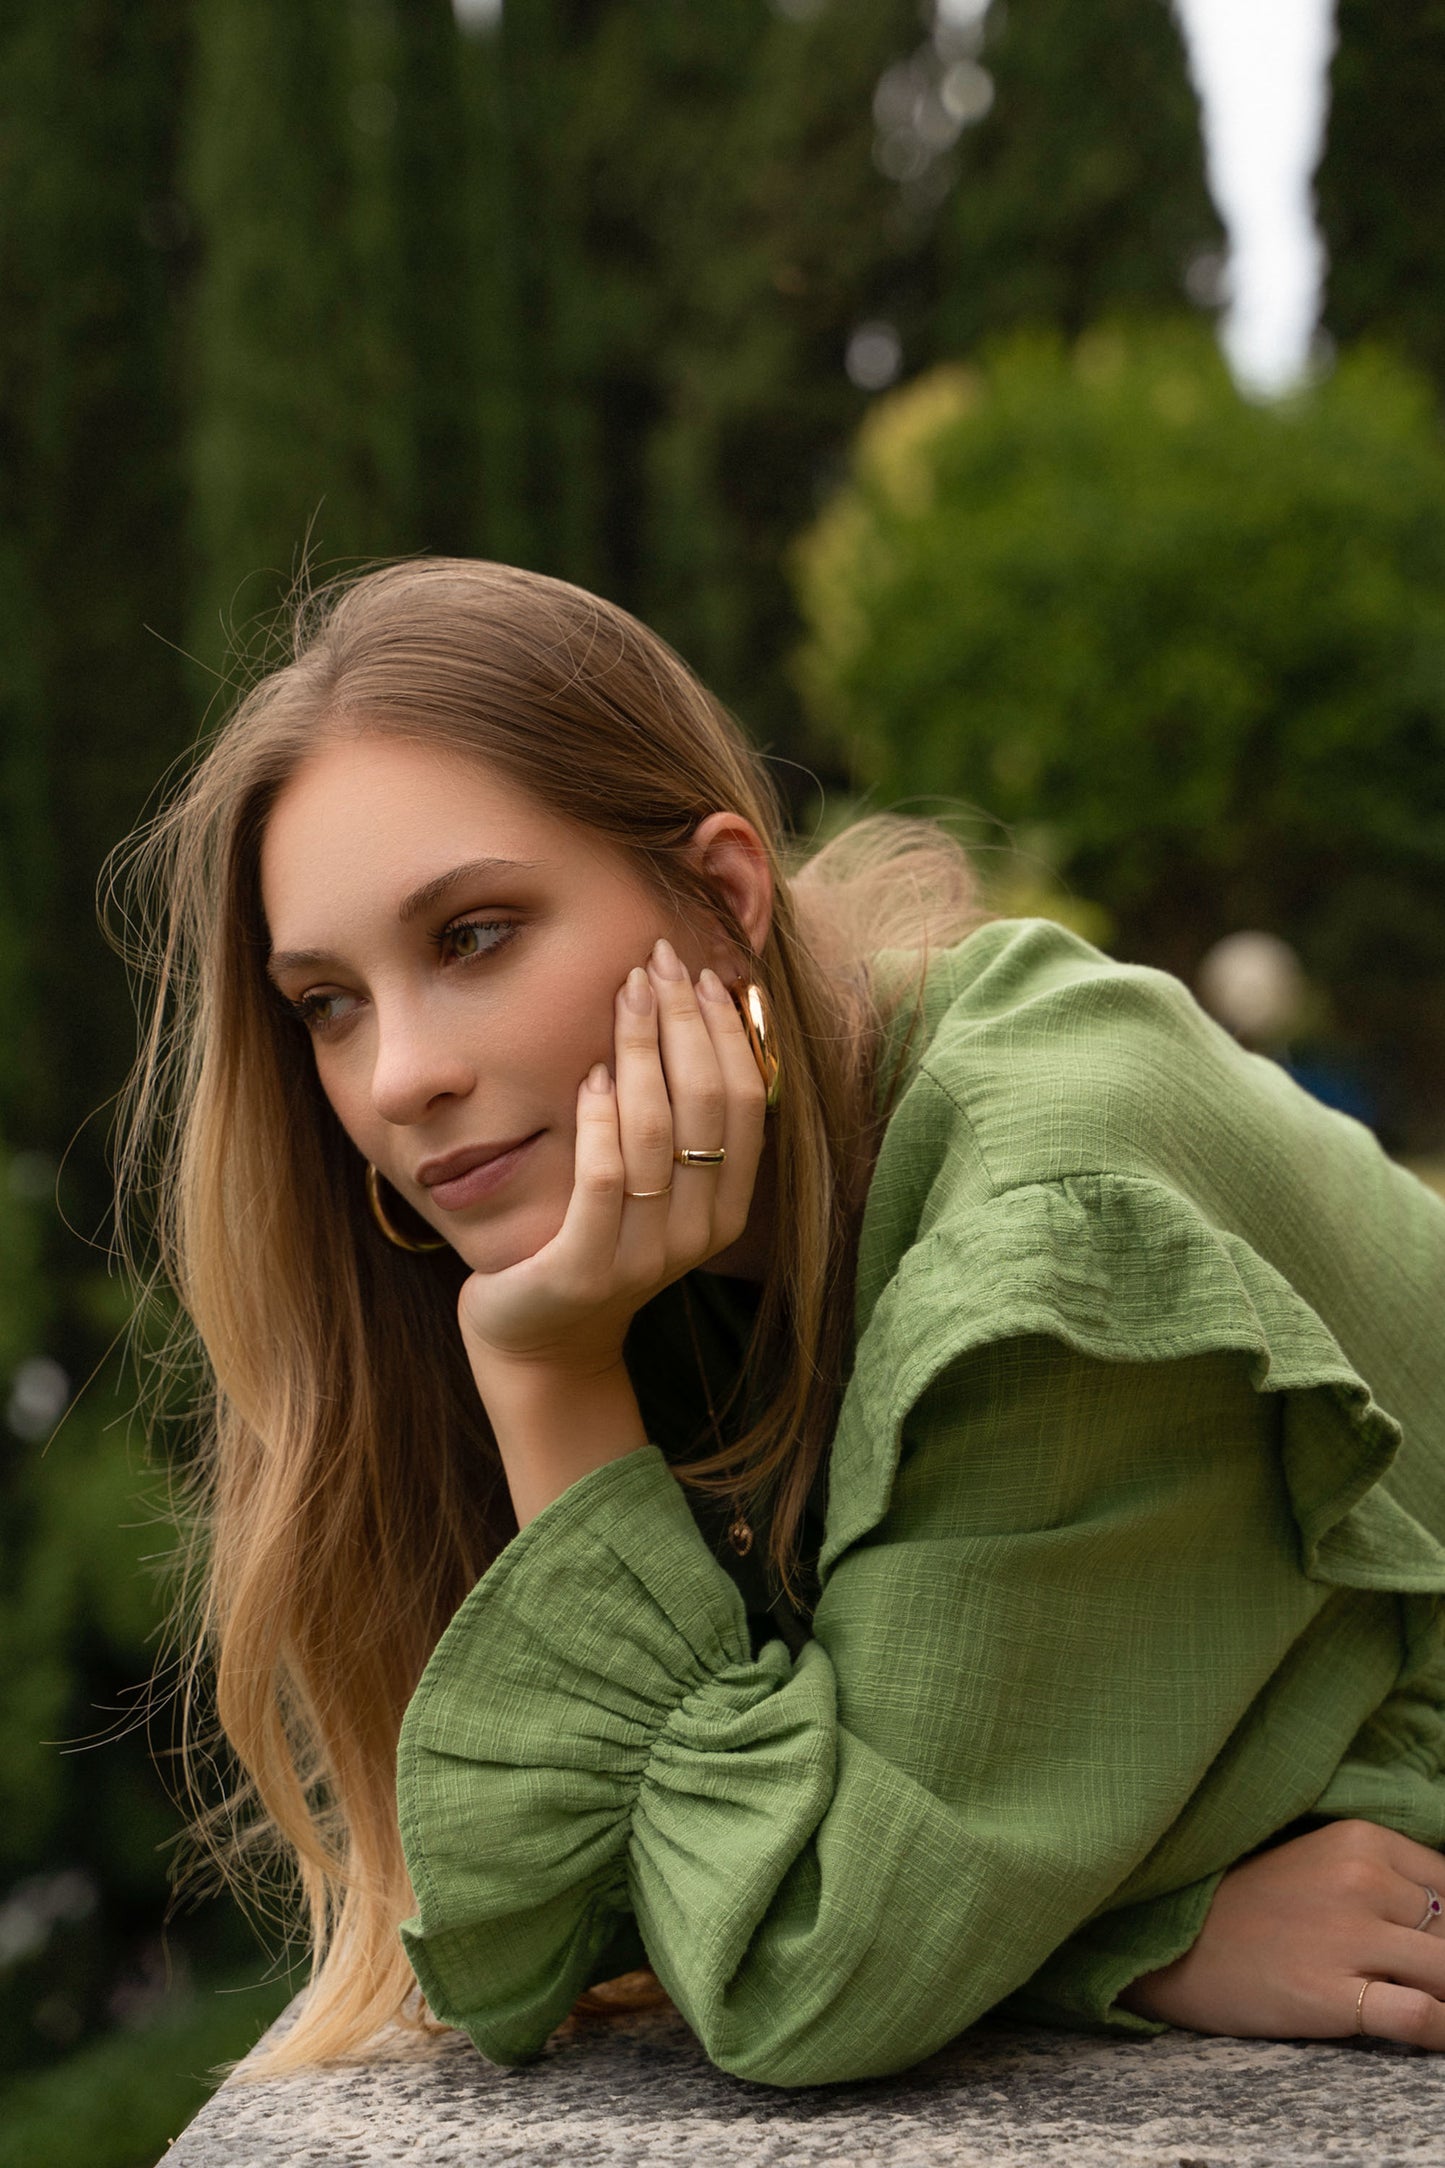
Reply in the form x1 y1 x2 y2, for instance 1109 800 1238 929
395 917 1445 2086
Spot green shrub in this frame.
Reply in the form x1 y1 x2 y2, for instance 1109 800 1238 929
793 320 1445 1140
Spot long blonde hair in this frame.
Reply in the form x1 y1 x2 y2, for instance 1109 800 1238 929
110 560 983 2069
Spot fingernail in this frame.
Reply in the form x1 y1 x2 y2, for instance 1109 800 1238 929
698 967 729 1003
624 966 653 1013
587 1062 612 1092
651 937 684 980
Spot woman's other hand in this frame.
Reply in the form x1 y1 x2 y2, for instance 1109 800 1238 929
1121 1818 1445 2048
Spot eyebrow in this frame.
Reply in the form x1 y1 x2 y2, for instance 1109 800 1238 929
396 856 540 923
266 856 539 982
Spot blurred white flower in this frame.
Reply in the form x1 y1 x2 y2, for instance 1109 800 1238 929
6 1356 70 1441
845 322 904 392
0 1870 98 1970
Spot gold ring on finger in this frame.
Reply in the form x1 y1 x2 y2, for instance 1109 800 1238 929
624 1184 673 1199
1416 1886 1442 1930
1355 1978 1376 2035
673 1147 726 1168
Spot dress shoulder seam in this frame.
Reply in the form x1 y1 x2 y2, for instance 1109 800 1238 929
913 1060 1130 1204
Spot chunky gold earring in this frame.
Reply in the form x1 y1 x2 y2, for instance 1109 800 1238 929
729 979 781 1111
365 1163 448 1253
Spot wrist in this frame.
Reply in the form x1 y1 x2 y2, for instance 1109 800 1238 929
472 1352 648 1529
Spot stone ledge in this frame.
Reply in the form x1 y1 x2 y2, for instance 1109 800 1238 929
159 1998 1442 2167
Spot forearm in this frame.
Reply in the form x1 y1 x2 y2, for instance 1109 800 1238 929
470 1351 649 1529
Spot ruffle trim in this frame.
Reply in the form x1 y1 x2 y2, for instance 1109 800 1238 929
821 1172 1445 1594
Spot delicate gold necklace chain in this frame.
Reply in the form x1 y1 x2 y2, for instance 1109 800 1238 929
679 1279 754 1557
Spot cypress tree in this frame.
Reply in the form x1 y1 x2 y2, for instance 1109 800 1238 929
0 536 47 1145
1316 0 1445 390
460 0 616 588
936 0 1223 352
182 0 413 675
455 9 537 569
633 0 933 742
541 0 784 631
393 0 485 555
0 0 190 1174
462 0 933 747
513 0 611 587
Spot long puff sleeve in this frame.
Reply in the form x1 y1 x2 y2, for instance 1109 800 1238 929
397 1318 1411 2086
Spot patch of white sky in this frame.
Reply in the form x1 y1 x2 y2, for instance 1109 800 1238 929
934 0 1337 396
457 0 1337 398
1171 0 1337 394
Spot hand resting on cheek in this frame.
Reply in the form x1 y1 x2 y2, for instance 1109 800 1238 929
454 936 769 1523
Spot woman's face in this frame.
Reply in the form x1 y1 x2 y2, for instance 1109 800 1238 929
260 732 729 1275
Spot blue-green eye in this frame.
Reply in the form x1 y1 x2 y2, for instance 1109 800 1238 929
437 918 515 963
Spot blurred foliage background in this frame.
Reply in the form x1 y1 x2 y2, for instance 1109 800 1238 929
1 1 1442 2161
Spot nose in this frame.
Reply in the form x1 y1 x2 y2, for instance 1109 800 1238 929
368 992 475 1129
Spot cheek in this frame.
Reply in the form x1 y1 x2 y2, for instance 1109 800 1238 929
310 1045 374 1152
519 940 645 1086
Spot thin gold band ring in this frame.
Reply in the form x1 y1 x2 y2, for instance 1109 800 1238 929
1356 1978 1375 2035
624 1185 673 1199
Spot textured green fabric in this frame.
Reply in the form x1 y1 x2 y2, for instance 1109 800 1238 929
396 918 1445 2085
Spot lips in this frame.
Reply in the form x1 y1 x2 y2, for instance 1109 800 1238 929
416 1135 539 1188
414 1133 542 1212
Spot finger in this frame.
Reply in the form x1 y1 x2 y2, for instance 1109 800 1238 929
1331 1822 1445 1932
1370 1923 1445 2007
613 966 675 1209
696 966 768 1246
1353 1975 1445 2049
1369 1825 1445 1895
550 1064 626 1269
1382 1873 1445 1933
1308 1821 1445 1928
647 939 727 1253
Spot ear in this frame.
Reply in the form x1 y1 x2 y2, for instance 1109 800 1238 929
685 812 774 963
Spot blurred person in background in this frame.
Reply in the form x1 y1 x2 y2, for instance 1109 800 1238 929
1198 931 1383 1132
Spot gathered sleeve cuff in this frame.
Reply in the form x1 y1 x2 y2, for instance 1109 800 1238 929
398 1445 830 2068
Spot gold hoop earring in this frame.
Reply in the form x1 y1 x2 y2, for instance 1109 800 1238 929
365 1163 448 1253
729 979 781 1111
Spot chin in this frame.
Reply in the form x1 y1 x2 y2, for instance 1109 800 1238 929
449 1201 568 1277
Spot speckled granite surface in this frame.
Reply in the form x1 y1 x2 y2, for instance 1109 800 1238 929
158 1999 1442 2167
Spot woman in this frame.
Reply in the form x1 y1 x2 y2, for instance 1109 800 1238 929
116 557 1445 2086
